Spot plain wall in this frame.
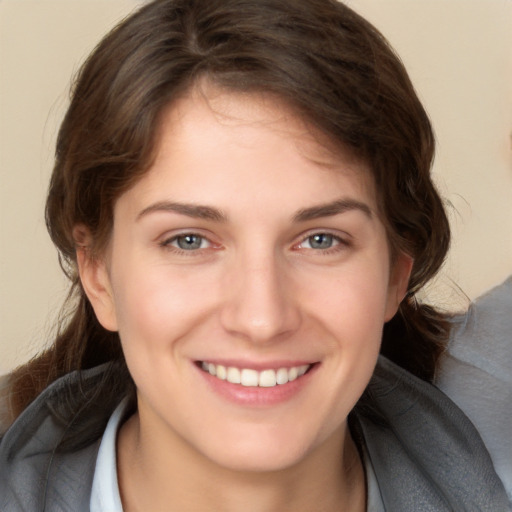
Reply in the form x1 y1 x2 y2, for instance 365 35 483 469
1 0 511 373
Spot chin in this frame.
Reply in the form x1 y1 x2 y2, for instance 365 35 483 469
197 425 330 474
208 447 309 474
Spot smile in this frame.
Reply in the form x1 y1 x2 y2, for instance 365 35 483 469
200 361 311 388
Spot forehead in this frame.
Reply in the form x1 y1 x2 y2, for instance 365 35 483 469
159 86 366 169
118 87 378 218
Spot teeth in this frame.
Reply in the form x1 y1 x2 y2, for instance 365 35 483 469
216 365 227 380
201 362 310 387
259 369 277 387
276 367 289 385
241 369 259 387
226 367 241 384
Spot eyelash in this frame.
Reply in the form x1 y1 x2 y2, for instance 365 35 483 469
159 232 216 255
159 230 350 256
294 231 350 255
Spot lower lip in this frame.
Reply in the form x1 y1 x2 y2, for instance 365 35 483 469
196 363 318 407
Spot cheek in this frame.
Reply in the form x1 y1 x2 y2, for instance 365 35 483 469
301 252 391 386
110 262 219 355
306 256 391 333
293 262 390 442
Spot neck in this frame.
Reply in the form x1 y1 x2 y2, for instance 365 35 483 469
117 412 366 512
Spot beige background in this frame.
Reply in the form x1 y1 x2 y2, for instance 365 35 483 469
1 0 511 373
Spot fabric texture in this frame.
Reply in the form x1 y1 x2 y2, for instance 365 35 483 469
436 276 512 501
1 355 509 511
354 358 510 511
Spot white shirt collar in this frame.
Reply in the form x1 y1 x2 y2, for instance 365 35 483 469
90 399 127 512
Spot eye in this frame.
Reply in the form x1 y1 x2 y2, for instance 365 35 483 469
163 233 211 251
299 233 340 250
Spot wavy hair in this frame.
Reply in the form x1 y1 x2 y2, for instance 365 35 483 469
8 0 450 420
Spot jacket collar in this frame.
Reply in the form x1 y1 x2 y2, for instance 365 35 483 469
1 358 509 511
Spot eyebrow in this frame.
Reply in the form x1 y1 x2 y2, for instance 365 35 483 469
136 198 372 223
293 199 373 222
136 201 227 222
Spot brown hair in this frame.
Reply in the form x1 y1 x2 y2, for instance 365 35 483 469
8 0 450 420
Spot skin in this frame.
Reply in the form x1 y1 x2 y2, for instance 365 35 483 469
77 87 412 512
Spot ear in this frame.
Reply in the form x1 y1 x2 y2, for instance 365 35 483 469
384 251 414 322
74 225 118 332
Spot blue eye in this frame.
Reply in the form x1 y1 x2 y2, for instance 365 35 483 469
169 234 209 250
302 233 338 250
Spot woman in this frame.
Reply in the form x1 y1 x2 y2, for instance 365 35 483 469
0 0 509 510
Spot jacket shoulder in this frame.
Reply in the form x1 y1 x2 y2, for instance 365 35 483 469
353 356 511 511
0 364 123 512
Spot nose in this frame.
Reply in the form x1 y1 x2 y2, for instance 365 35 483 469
220 252 301 344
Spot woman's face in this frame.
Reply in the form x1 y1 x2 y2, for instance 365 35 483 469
82 88 411 472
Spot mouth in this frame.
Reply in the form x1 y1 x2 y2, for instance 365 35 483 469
198 361 312 388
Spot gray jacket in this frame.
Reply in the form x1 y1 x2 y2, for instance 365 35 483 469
0 357 509 511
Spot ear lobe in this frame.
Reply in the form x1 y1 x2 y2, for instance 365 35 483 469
384 252 414 322
74 225 118 332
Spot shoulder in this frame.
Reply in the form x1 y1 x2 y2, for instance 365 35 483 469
353 356 511 511
441 275 512 376
436 276 512 504
0 363 124 512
